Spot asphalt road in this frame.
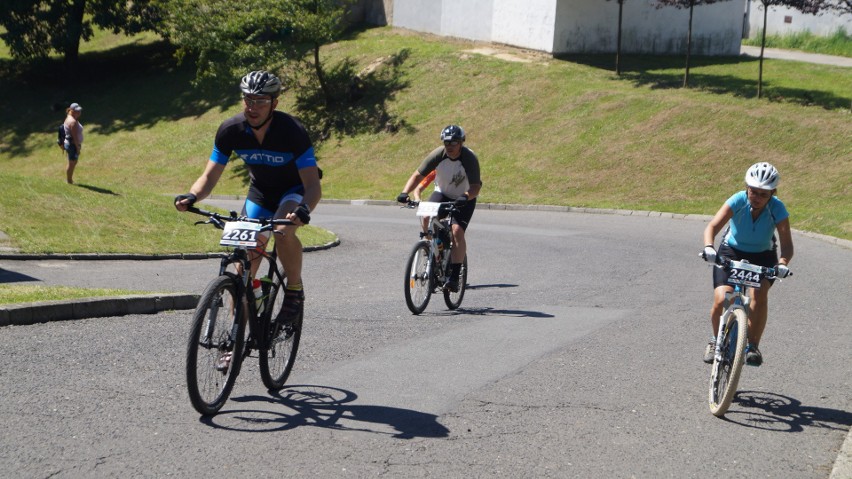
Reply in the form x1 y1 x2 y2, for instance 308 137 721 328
1 202 850 477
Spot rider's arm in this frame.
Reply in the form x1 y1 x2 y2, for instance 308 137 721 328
401 170 426 196
775 217 794 266
463 182 482 200
298 166 322 213
703 203 733 247
176 160 225 210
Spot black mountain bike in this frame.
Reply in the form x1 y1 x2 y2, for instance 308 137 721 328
184 206 302 415
403 201 468 314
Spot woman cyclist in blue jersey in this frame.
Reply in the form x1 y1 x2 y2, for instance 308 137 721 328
175 70 322 330
701 162 794 367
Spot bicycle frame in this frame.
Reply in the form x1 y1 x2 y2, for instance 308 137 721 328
417 202 457 289
190 207 288 350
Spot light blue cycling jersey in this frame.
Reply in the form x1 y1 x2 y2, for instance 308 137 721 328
723 190 789 253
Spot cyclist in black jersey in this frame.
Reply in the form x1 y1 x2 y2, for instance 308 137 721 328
175 71 322 324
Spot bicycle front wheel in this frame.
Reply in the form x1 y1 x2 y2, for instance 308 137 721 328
186 275 248 416
443 254 468 310
709 308 748 417
259 266 302 391
404 240 433 315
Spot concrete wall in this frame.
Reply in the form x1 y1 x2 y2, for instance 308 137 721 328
745 1 852 38
442 0 495 41
393 0 443 34
553 0 744 55
492 0 558 51
391 0 746 55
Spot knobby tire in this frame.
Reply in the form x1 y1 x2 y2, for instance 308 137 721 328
443 254 468 310
259 265 302 391
404 240 432 315
186 275 248 416
709 308 748 417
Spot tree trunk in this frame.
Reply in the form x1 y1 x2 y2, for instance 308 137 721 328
684 1 694 88
758 3 768 99
63 0 86 78
313 42 332 107
616 0 624 76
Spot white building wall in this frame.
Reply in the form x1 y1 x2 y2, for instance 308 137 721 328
392 0 746 56
442 0 495 41
491 0 559 52
746 2 852 38
554 0 744 55
393 0 442 34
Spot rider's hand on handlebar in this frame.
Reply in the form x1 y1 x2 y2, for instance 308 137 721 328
397 192 410 204
287 203 311 225
174 193 197 211
774 264 790 278
701 245 716 263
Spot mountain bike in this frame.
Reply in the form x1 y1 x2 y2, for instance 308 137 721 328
184 206 302 415
403 201 468 314
703 254 790 417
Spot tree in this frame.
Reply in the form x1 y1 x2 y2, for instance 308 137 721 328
164 0 353 108
752 0 824 98
656 0 733 88
0 0 163 75
605 0 629 75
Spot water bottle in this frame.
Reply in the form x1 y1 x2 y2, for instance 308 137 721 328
252 278 264 314
436 236 443 251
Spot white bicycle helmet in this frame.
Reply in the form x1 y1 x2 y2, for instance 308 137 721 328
745 162 780 190
240 70 282 97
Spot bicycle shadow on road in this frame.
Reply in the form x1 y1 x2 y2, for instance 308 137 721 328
466 283 518 290
0 268 39 284
448 306 555 318
722 390 852 432
200 384 449 439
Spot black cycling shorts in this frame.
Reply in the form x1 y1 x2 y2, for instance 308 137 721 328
427 192 476 230
713 243 778 289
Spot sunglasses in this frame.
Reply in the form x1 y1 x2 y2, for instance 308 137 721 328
748 187 772 199
443 140 460 146
243 97 273 107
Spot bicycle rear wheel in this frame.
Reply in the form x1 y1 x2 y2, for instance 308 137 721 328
709 308 748 417
404 240 433 315
186 275 248 415
259 266 302 391
443 254 468 310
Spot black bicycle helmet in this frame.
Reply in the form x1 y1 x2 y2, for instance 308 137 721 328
240 70 282 97
440 125 465 142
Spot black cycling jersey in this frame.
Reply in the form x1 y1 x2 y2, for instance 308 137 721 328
210 111 317 203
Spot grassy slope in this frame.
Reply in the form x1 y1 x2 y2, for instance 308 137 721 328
0 27 850 255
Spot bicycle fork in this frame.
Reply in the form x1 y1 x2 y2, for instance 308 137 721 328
714 291 749 363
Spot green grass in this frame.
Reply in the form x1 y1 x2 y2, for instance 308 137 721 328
1 26 850 255
0 285 152 305
743 29 852 58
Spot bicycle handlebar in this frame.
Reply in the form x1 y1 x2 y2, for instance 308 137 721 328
702 253 792 279
401 200 461 214
185 206 294 230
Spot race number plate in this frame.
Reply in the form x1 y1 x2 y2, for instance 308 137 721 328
416 201 441 217
220 221 261 248
727 260 764 288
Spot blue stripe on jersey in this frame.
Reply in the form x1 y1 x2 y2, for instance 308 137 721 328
210 145 230 165
295 146 318 169
236 149 296 166
210 147 317 169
